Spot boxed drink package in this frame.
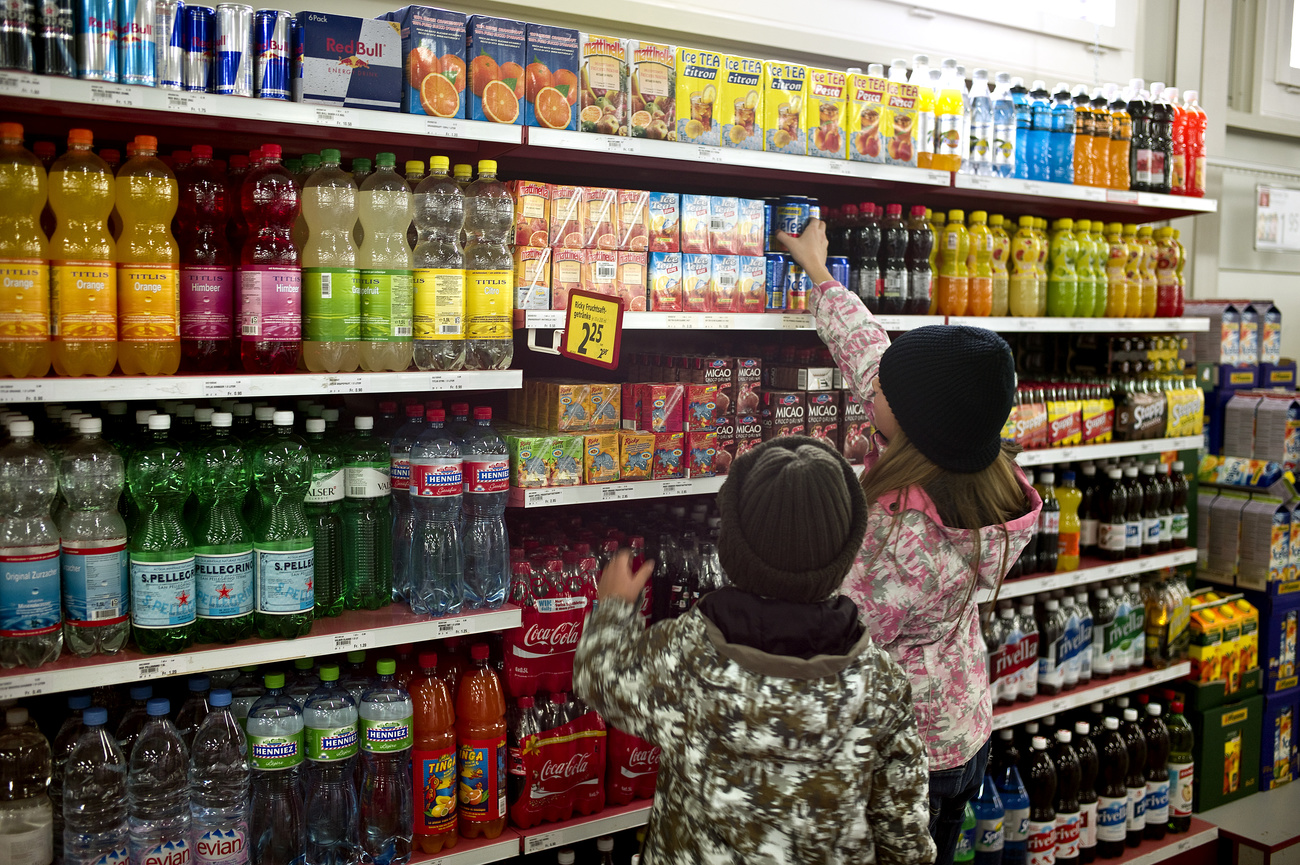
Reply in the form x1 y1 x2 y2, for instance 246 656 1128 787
582 186 620 250
589 382 620 430
762 60 806 155
1081 390 1115 444
1260 690 1298 790
1165 384 1205 438
648 251 682 311
687 430 718 477
1258 301 1283 366
884 78 919 166
508 180 550 247
709 255 738 312
681 253 711 313
1187 301 1242 366
582 248 618 297
578 34 627 135
513 246 551 310
1240 302 1261 366
1240 590 1300 694
693 357 734 415
806 67 847 158
293 13 403 112
768 365 835 391
840 390 871 464
616 251 647 311
719 54 762 150
389 5 466 117
714 414 735 474
1183 694 1262 812
508 710 607 828
1224 393 1264 458
638 383 684 433
805 390 840 450
708 197 739 255
653 431 685 479
618 430 654 480
734 356 762 415
617 190 649 251
674 47 722 145
684 383 718 431
1114 390 1167 441
1207 491 1251 585
466 15 526 124
606 726 661 805
523 24 579 130
1253 394 1300 469
583 432 619 484
620 382 639 429
847 69 887 162
738 256 766 313
1047 397 1083 448
550 247 584 311
680 194 711 254
627 39 676 140
549 184 583 249
507 431 551 488
732 413 762 462
760 389 805 439
736 199 764 257
647 192 680 252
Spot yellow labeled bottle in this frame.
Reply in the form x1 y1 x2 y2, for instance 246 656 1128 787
49 128 118 377
1121 223 1142 318
910 55 936 170
937 209 969 316
1073 219 1096 320
117 135 180 375
1056 470 1083 572
1090 221 1109 317
1136 225 1158 318
1104 222 1127 317
1008 215 1037 317
0 123 52 378
967 211 992 316
988 214 1010 316
927 209 944 314
1034 217 1049 316
931 59 965 173
1173 228 1186 315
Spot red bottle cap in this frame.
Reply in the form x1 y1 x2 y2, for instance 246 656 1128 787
192 144 213 159
474 407 492 420
418 652 438 670
470 643 489 661
426 408 446 423
262 143 282 159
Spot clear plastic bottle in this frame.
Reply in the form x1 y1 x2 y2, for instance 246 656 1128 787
462 160 514 370
127 698 190 865
1090 86 1113 190
359 153 414 372
411 652 456 855
909 56 935 170
343 417 393 611
992 73 1017 178
1 707 53 865
966 211 992 317
302 664 360 865
931 59 965 173
247 673 305 865
228 667 264 731
251 412 315 640
409 408 465 618
340 651 373 705
877 204 908 315
301 149 361 374
177 144 234 372
1010 76 1031 180
287 658 320 706
461 408 509 609
988 214 1010 316
967 69 994 176
904 206 933 315
359 659 414 865
117 135 181 376
390 404 425 605
63 707 128 865
188 688 249 865
412 156 466 372
1046 219 1078 317
0 123 51 378
0 419 62 669
239 143 302 374
1072 220 1096 319
114 686 152 756
174 676 212 752
304 419 345 619
50 693 91 864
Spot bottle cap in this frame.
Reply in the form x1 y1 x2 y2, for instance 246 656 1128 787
346 651 366 663
273 411 294 426
471 643 490 661
194 408 214 424
148 415 171 430
209 689 232 708
1171 700 1183 713
1124 466 1138 477
319 664 340 682
212 412 233 428
147 698 171 716
376 152 396 167
8 419 34 437
78 417 103 434
68 693 92 710
306 418 325 433
478 159 496 173
999 728 1014 739
1045 599 1059 610
999 606 1014 618
240 665 258 673
910 205 927 218
234 403 253 417
1031 736 1048 750
255 406 275 422
1056 729 1072 743
430 155 449 171
5 707 28 726
376 659 396 676
947 209 963 221
558 852 575 865
405 403 424 419
886 203 902 217
262 143 282 160
1147 703 1162 716
83 707 109 726
130 685 152 700
1104 716 1119 729
452 402 470 416
418 652 437 670
294 658 313 671
913 54 929 65
405 160 423 175
192 144 213 159
353 158 371 173
1061 470 1075 482
68 127 93 146
1075 721 1090 736
264 672 286 689
1142 462 1155 474
597 838 614 852
135 134 158 151
474 406 492 420
323 408 340 422
354 416 374 430
426 408 445 423
1123 708 1138 721
453 163 471 177
1039 471 1055 484
189 675 210 692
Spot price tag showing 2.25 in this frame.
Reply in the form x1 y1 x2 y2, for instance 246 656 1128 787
559 289 624 370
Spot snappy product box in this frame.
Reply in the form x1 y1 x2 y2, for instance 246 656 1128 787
578 33 627 135
806 67 847 158
466 15 526 124
648 192 680 252
627 39 675 140
294 13 403 112
523 24 579 131
675 47 721 145
847 70 886 162
648 251 682 312
388 6 465 117
738 255 765 313
719 54 762 150
681 253 711 313
762 61 806 154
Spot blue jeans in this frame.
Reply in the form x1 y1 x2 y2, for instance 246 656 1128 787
928 738 992 865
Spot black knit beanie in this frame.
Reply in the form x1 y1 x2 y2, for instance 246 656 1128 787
877 324 1016 473
716 435 868 604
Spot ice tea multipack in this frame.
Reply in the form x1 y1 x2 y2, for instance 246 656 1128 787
627 39 675 140
579 34 627 135
294 13 402 112
465 15 526 124
523 24 579 130
674 47 722 145
847 69 886 163
806 67 846 158
719 54 762 150
386 5 466 118
762 61 806 155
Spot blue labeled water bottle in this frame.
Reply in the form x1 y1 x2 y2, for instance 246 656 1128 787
997 730 1031 865
1050 83 1076 184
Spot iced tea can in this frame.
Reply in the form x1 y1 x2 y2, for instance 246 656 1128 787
213 1 251 95
76 0 118 80
674 46 720 146
847 70 887 162
253 7 289 98
118 0 156 84
762 60 805 154
764 253 788 311
181 3 211 90
785 263 808 311
154 0 182 87
719 54 762 150
807 67 846 158
627 39 674 140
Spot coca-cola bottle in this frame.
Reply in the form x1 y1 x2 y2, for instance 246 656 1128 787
606 725 660 805
508 695 539 805
1025 736 1057 865
1051 730 1081 865
1120 708 1147 848
1073 722 1099 865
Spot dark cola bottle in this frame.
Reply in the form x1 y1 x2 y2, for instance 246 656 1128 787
1025 736 1057 865
1095 717 1128 860
1073 722 1100 865
1051 729 1082 865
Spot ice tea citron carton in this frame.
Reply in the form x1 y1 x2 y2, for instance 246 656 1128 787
806 67 847 158
719 54 762 150
884 77 920 167
579 33 627 136
762 61 806 155
627 39 675 140
848 68 887 163
675 47 722 146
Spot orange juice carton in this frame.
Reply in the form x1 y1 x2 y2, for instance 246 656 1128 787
550 247 584 311
639 383 684 432
548 184 582 248
684 383 718 431
583 432 620 484
681 253 712 313
718 54 763 150
687 430 718 478
648 192 680 252
578 34 627 135
582 248 618 297
618 430 654 480
616 189 649 251
883 78 919 166
616 251 647 311
806 67 847 158
648 251 682 311
513 246 551 310
762 61 806 154
466 15 526 124
653 431 685 479
626 39 675 140
508 179 550 247
847 69 887 162
736 198 764 256
590 382 620 430
581 186 619 249
680 194 711 254
709 254 738 312
389 5 466 118
523 24 579 131
708 196 739 255
738 255 766 313
674 47 722 145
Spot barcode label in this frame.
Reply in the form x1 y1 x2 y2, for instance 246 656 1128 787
91 609 119 620
720 274 736 287
594 262 616 281
438 324 460 334
710 216 723 231
242 321 259 336
320 272 332 298
394 326 412 336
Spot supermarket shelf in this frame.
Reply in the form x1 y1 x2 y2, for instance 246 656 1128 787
991 662 1191 730
410 833 523 865
508 476 725 508
1200 779 1300 853
982 549 1198 603
950 173 1219 221
516 310 943 331
0 370 522 404
948 316 1211 333
517 801 653 855
0 604 521 700
1015 436 1203 467
1110 820 1218 865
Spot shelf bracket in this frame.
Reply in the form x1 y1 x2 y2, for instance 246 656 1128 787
527 327 562 356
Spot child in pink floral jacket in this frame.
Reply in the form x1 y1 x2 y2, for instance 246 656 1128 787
780 221 1043 865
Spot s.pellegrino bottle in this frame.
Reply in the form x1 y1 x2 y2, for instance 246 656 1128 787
304 418 345 619
191 411 255 643
251 411 314 640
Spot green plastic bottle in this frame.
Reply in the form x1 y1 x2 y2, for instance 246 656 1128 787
1046 217 1078 317
128 414 195 654
304 417 346 618
191 411 255 644
252 411 315 639
342 416 392 610
955 800 976 862
1165 700 1194 834
1072 219 1096 322
1090 221 1109 317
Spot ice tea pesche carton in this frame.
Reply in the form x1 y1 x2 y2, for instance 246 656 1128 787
806 67 847 158
884 77 920 166
578 33 627 135
719 54 762 150
523 23 579 131
387 5 466 118
762 60 806 155
466 15 526 124
294 13 402 112
847 68 887 163
736 198 764 256
708 196 738 255
627 39 675 140
675 47 722 145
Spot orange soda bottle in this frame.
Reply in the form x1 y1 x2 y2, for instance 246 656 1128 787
989 214 1010 316
1121 224 1142 317
1108 85 1131 190
413 651 459 854
967 211 993 316
927 209 944 314
456 643 507 840
116 135 180 375
1034 217 1049 316
1072 85 1093 187
1136 225 1158 317
1008 215 1038 316
1104 222 1128 317
0 122 52 378
937 209 969 316
1090 87 1112 188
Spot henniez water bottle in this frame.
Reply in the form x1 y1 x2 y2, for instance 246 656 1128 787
304 418 345 619
343 416 393 611
461 408 509 609
0 418 63 668
413 155 466 372
63 706 128 865
128 414 196 654
58 417 130 657
462 160 513 370
1 707 53 865
303 663 360 865
188 688 249 865
252 411 315 640
0 123 52 379
409 408 465 618
127 698 191 865
177 144 235 372
239 143 302 374
191 412 255 644
359 659 414 865
302 148 361 374
359 153 414 373
246 673 306 865
390 403 425 605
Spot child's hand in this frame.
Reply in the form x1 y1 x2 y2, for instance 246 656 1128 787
776 220 834 287
598 549 654 605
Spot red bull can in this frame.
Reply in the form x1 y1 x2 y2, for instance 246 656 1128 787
253 7 289 99
154 0 183 88
213 1 251 96
785 263 809 312
75 0 117 80
764 252 788 311
181 3 211 90
118 0 156 84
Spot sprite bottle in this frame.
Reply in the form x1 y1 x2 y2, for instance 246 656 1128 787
191 411 255 644
128 414 196 654
305 418 345 618
252 411 315 639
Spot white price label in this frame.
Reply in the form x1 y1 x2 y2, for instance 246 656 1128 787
601 484 635 501
662 480 689 497
1099 682 1119 698
875 317 902 331
1038 575 1062 591
964 175 994 190
526 834 559 854
424 117 459 138
604 136 635 154
696 145 723 164
663 314 693 329
1054 448 1079 462
435 617 469 637
1051 698 1071 714
1107 189 1140 205
314 107 354 128
428 373 462 391
89 84 139 107
322 375 364 394
202 379 244 398
781 314 812 330
528 490 564 507
166 92 209 114
0 71 48 97
0 675 46 700
332 633 371 652
823 159 847 175
0 380 42 401
1113 318 1136 331
137 658 182 680
701 314 731 330
1104 564 1123 578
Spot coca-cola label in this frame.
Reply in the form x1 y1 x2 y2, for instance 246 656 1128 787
510 710 606 828
464 457 509 494
412 459 463 498
504 601 588 697
459 735 506 823
414 745 457 836
607 725 661 805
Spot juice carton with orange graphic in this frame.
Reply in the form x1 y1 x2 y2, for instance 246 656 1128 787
884 78 919 167
682 253 712 313
523 24 579 131
680 194 711 254
619 430 655 480
719 54 763 150
582 248 618 297
627 39 675 140
648 251 682 311
738 255 765 313
389 5 466 118
709 254 738 312
847 69 887 163
466 15 526 124
675 47 721 146
762 61 806 154
806 67 847 158
736 198 764 256
551 247 584 311
583 432 619 484
513 246 550 310
549 184 582 248
616 189 649 251
507 180 550 247
617 251 647 311
578 34 627 136
581 186 619 249
709 196 738 255
648 192 679 252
